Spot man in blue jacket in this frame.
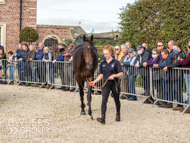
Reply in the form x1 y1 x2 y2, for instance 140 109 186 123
15 43 24 83
36 42 45 87
19 44 30 86
53 44 65 90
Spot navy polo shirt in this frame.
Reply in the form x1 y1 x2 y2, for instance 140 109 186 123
99 59 123 82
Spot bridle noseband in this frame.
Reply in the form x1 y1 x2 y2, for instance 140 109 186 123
83 43 94 67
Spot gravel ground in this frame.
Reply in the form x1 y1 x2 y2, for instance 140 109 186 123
0 85 190 143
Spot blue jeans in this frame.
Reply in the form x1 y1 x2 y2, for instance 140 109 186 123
18 64 23 80
162 79 173 102
49 68 54 84
128 75 137 99
8 66 14 80
172 80 183 107
31 66 37 82
184 74 190 109
3 67 7 79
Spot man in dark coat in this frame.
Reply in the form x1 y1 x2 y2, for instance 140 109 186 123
134 45 152 103
164 43 186 110
19 43 31 86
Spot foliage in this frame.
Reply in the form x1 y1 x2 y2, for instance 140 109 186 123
19 27 39 45
119 0 190 50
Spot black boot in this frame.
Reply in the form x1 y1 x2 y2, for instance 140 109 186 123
115 112 120 122
97 114 105 124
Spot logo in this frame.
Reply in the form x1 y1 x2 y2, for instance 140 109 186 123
111 64 114 68
102 64 106 67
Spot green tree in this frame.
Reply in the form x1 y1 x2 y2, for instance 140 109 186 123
119 0 190 50
19 27 39 45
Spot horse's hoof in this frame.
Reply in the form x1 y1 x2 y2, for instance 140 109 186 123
80 111 86 115
87 116 93 120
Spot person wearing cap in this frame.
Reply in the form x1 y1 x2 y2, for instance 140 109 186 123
134 45 152 103
63 40 75 92
42 47 55 89
123 48 139 101
114 46 123 61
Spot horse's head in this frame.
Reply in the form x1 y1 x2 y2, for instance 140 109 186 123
83 35 94 70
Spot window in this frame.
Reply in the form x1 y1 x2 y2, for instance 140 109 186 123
0 26 2 45
0 23 6 52
0 0 5 4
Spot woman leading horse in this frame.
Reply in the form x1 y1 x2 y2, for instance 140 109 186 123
90 45 123 124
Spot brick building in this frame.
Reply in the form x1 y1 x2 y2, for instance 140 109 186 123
0 0 86 54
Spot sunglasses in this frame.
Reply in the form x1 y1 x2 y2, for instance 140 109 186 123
115 49 119 50
157 45 163 47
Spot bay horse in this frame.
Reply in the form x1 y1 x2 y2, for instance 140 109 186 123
73 35 98 119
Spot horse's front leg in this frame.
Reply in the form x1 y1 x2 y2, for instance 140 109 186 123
87 81 93 120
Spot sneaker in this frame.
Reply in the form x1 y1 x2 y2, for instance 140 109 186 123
173 106 184 111
180 109 190 113
164 103 173 108
158 102 167 108
70 89 75 92
120 96 128 99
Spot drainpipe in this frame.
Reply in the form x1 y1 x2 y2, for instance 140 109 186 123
19 0 23 43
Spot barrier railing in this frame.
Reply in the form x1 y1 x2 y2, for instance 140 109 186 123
48 61 77 90
15 60 48 87
0 59 15 84
150 67 190 115
3 60 190 115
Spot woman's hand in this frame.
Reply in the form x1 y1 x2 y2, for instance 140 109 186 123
53 60 56 64
45 59 48 63
143 62 147 67
153 64 158 68
89 81 96 86
108 74 115 80
163 67 168 72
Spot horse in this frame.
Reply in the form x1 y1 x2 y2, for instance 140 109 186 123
73 35 98 119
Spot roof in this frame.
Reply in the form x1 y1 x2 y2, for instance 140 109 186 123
37 25 87 40
87 32 121 39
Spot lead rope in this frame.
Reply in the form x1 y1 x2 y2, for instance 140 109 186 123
86 78 109 90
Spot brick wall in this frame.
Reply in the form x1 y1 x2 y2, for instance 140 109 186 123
36 26 72 44
0 0 37 54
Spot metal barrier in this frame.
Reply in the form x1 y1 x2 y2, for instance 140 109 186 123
0 59 15 84
14 60 48 87
48 61 77 90
120 64 153 103
150 67 190 115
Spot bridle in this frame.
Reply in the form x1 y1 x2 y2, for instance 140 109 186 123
83 42 94 67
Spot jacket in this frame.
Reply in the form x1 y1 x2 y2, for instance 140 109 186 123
115 51 123 62
120 51 128 63
28 50 37 67
177 54 190 74
16 49 24 59
123 55 139 76
0 53 7 67
147 55 162 80
158 55 173 81
167 50 186 80
134 50 151 77
36 49 44 60
42 52 54 68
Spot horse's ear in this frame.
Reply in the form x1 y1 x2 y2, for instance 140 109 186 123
90 35 94 42
83 35 87 42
